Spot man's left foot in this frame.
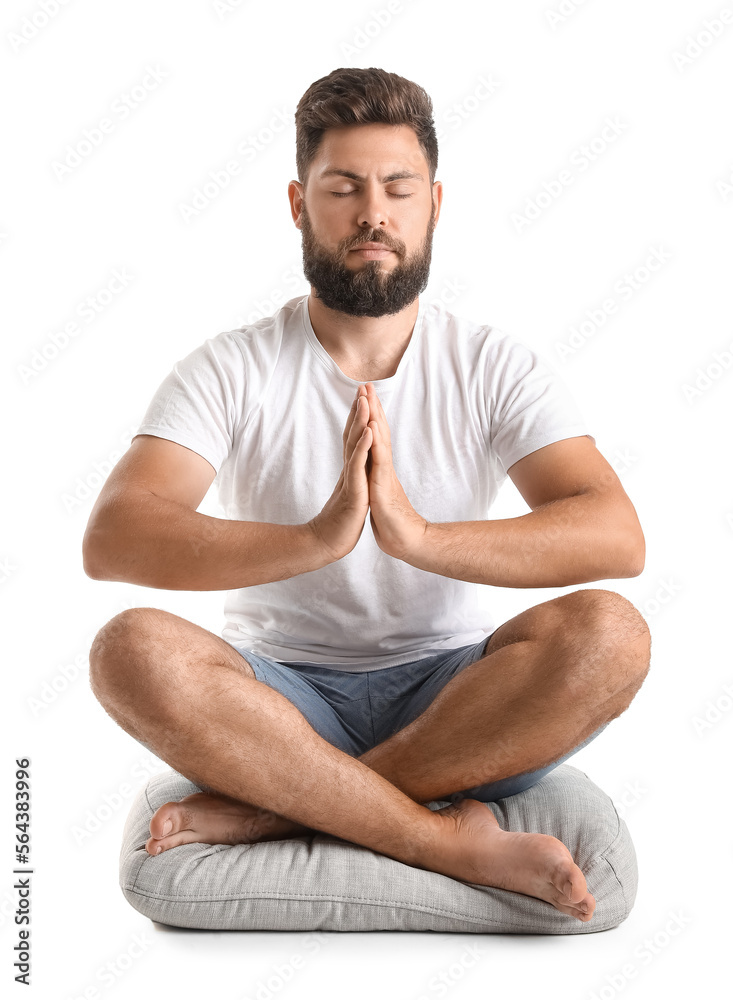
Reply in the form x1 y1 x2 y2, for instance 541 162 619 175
417 798 597 921
146 791 313 855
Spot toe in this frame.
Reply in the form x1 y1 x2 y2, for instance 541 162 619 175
579 892 596 916
145 829 202 856
146 835 166 856
552 863 589 905
546 859 595 917
553 898 595 922
149 801 183 840
549 884 595 921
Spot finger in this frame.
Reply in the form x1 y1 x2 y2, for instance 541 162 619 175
364 384 378 422
369 389 390 448
344 386 366 449
347 395 369 458
347 389 361 427
366 384 386 428
367 418 382 461
348 426 372 483
346 386 364 423
370 389 385 420
351 423 370 451
343 392 359 447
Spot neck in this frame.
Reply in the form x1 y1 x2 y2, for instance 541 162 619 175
307 293 419 373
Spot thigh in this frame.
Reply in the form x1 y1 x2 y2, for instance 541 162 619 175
89 607 257 701
89 609 264 754
229 648 367 757
482 589 647 658
481 595 571 655
450 720 611 804
367 637 496 749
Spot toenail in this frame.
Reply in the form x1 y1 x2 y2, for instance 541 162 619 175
162 820 172 835
155 846 162 854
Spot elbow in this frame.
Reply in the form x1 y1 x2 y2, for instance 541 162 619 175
620 531 646 578
82 544 104 580
82 525 109 580
83 544 123 582
607 501 645 578
623 553 645 578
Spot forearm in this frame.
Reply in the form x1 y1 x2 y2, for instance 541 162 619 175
83 491 329 591
405 493 644 588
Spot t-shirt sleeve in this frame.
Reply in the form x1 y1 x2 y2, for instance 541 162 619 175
134 332 244 476
488 331 594 475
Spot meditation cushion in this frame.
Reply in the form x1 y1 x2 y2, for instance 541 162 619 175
119 763 637 934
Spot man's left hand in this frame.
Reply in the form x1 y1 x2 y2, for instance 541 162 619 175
362 382 428 561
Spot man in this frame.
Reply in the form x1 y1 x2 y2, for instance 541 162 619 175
83 68 650 925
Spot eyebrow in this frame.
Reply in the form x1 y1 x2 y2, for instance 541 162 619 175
319 168 423 183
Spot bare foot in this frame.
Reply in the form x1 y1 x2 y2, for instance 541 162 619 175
146 791 595 922
146 791 314 856
424 799 596 922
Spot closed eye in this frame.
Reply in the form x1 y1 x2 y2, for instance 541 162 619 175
331 192 413 199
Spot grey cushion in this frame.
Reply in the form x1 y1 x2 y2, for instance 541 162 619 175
119 763 636 934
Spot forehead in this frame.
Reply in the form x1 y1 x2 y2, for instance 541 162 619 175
312 123 427 181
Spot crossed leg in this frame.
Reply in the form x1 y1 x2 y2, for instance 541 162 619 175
88 588 650 921
359 587 651 803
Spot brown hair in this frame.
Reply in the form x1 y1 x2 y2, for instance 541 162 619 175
295 67 438 192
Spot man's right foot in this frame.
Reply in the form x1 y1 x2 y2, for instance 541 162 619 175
423 798 596 922
147 791 595 922
146 791 313 856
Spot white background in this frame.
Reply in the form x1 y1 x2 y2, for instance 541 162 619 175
2 0 732 997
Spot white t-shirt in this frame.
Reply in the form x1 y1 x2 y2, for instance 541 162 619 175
135 293 593 671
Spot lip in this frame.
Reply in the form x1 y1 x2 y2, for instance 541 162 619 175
350 245 394 258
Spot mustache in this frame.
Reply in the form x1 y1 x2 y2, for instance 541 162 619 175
347 234 400 252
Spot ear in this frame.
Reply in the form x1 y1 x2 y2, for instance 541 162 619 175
431 180 443 227
288 180 304 228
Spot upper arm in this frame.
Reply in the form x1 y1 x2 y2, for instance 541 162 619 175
96 434 217 510
83 435 217 572
507 435 617 509
507 436 644 564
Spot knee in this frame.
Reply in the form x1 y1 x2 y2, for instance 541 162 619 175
555 589 651 688
88 607 166 701
557 589 649 647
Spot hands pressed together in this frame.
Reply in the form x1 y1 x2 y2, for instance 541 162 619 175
308 383 428 565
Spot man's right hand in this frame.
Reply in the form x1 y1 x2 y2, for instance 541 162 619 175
307 385 372 563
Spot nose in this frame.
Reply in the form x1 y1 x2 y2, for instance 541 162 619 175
356 186 390 231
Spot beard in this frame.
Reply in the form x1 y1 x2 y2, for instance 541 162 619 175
299 198 436 318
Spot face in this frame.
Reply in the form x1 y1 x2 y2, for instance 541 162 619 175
290 123 441 318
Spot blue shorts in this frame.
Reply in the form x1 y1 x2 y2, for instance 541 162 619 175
231 635 608 803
